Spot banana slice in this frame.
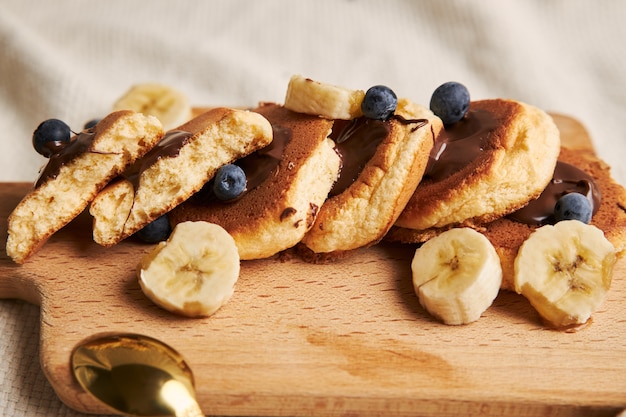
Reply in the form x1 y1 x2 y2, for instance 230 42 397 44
137 221 240 318
284 74 365 120
514 220 616 329
113 83 192 130
411 228 502 325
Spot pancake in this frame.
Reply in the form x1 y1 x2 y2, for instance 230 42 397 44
6 110 164 263
168 103 341 260
394 99 561 233
298 98 441 258
389 146 626 291
90 107 273 247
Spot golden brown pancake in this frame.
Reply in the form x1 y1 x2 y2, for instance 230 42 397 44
7 111 164 263
299 98 440 258
394 99 561 233
389 146 626 291
168 103 341 260
90 108 273 247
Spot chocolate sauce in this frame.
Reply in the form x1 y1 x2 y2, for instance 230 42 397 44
280 207 297 221
508 161 601 226
236 125 292 192
425 109 500 181
188 125 292 205
392 114 428 132
328 115 429 197
143 130 193 165
36 128 97 188
329 118 390 196
121 130 193 189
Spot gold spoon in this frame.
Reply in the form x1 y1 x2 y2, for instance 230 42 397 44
71 333 204 417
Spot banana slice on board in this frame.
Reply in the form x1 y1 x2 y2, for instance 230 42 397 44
411 228 502 325
514 220 616 329
284 74 365 120
113 83 192 130
137 221 240 318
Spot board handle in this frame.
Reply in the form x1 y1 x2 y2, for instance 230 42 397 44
0 183 42 304
0 261 41 304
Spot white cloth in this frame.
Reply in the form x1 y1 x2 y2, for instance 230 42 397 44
1 1 625 416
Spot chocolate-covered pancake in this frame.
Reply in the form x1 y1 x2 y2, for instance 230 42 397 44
168 103 341 260
299 98 440 257
394 99 561 233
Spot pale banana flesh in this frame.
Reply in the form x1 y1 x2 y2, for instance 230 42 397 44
137 221 240 318
411 228 502 325
514 220 616 328
113 83 192 130
284 74 365 120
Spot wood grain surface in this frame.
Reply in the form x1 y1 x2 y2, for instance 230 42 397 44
1 115 625 417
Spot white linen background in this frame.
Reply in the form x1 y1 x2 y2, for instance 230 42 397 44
1 0 625 416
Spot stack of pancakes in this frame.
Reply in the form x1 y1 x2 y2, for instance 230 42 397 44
171 98 441 261
7 82 626 294
171 96 626 293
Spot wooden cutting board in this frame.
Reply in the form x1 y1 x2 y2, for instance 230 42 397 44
1 114 625 417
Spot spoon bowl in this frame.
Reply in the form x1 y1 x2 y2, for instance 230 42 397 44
71 333 204 417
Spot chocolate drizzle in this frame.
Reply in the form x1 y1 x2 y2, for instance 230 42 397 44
391 114 429 132
508 161 601 226
236 125 292 192
142 130 193 166
121 130 193 189
329 115 428 197
36 128 97 188
189 125 292 205
330 118 390 196
425 109 499 181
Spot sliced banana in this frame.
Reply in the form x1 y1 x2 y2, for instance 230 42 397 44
284 74 365 120
514 220 616 329
137 221 240 318
113 83 192 130
411 228 502 325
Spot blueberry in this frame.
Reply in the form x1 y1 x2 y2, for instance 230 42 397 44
32 119 72 157
429 82 470 126
213 164 247 201
361 85 398 120
554 193 592 224
136 215 171 243
83 118 101 129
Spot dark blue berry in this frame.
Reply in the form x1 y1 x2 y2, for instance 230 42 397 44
554 193 592 224
361 85 397 120
213 164 247 201
32 119 72 157
429 82 470 126
136 215 171 243
84 118 101 129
